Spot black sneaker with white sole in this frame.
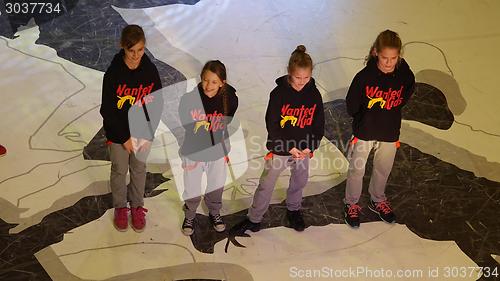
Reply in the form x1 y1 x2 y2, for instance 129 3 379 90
229 218 261 235
182 217 195 236
344 203 362 228
209 213 226 232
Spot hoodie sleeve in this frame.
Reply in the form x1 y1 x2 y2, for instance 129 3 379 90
226 90 239 123
176 93 192 147
100 71 130 143
265 89 290 154
308 90 325 151
345 73 363 117
401 69 415 107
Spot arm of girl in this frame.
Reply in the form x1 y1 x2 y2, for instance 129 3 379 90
265 90 289 154
345 74 363 117
308 91 325 152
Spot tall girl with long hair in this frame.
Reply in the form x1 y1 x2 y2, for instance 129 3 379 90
344 30 415 228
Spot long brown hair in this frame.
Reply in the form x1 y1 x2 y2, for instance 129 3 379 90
365 29 402 65
201 60 229 116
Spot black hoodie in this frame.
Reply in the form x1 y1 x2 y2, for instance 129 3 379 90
265 75 325 156
346 58 415 142
100 50 163 144
179 83 238 161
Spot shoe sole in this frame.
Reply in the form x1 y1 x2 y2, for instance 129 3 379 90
368 205 396 223
113 223 128 232
182 229 194 236
343 211 360 228
213 225 226 232
287 220 305 232
287 222 305 232
245 225 260 232
131 225 145 233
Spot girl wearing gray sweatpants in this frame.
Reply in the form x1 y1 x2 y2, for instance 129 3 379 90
178 60 238 236
100 25 163 232
344 30 415 228
232 45 325 233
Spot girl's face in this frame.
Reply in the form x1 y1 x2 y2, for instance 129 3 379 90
289 67 312 92
123 40 145 65
376 47 400 73
202 70 225 97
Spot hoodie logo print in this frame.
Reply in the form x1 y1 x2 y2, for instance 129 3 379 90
115 83 155 109
365 85 404 110
367 96 386 109
117 96 135 109
280 104 316 128
280 115 297 128
191 109 225 133
194 120 211 133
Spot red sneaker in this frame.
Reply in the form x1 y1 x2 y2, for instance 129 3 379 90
114 207 129 232
0 145 6 157
131 206 148 232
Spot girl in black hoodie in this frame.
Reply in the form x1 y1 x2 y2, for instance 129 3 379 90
178 60 238 236
233 45 325 233
100 25 163 232
344 30 415 228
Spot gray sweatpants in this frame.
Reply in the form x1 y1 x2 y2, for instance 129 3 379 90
248 154 310 223
182 157 227 220
109 143 150 208
344 138 398 205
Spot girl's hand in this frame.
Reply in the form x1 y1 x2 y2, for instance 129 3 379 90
289 147 305 160
123 138 134 154
137 139 152 152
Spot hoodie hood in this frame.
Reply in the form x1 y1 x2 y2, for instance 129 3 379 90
109 49 153 73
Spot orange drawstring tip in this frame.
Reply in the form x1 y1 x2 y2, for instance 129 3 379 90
264 152 273 160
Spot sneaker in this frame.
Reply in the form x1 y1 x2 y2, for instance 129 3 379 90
0 145 6 157
368 199 396 223
287 210 305 232
230 218 261 235
209 213 226 232
130 206 148 232
182 217 195 236
113 207 129 232
344 203 362 228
